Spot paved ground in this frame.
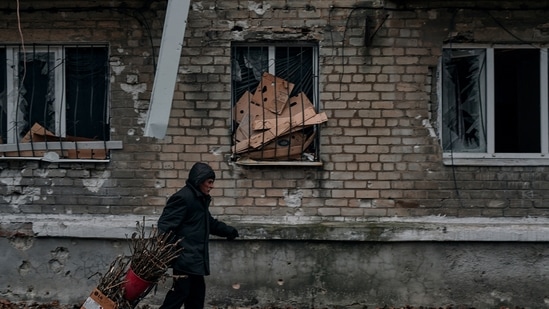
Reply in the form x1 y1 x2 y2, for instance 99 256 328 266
0 299 527 309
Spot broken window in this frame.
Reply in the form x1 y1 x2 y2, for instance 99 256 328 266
442 49 487 152
231 42 325 164
441 47 547 162
0 45 120 160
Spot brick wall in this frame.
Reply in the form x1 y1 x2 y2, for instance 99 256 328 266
2 0 549 220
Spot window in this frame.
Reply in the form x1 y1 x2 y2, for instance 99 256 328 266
440 46 549 165
231 42 324 165
0 44 121 161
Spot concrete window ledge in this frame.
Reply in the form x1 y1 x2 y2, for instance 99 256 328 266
2 214 549 242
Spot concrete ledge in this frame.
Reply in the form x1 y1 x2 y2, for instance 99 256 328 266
2 214 549 241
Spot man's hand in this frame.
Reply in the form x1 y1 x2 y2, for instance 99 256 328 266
227 227 239 240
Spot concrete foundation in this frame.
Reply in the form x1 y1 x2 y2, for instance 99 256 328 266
1 215 549 308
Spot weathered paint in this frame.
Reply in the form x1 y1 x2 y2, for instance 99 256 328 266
2 234 549 308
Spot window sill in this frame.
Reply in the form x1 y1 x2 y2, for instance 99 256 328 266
443 153 549 166
235 158 323 167
0 140 123 162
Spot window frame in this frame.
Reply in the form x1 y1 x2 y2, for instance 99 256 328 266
0 44 122 162
5 46 65 143
230 41 323 166
439 44 549 166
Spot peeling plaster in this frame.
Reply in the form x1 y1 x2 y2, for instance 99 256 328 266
126 74 139 84
231 31 246 41
210 146 230 156
137 111 148 126
35 169 50 178
422 118 437 138
82 171 111 193
191 2 204 11
247 1 271 15
110 57 125 75
1 170 22 187
120 83 147 102
3 187 41 208
1 170 41 209
120 83 148 126
235 20 249 29
284 188 303 207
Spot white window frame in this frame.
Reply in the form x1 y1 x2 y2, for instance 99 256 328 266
230 42 322 166
439 44 549 166
0 45 122 162
6 47 65 143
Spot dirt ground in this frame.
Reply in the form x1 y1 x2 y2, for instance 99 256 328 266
0 299 527 309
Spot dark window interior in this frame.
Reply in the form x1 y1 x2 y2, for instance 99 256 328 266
0 49 5 144
0 45 109 144
494 49 540 153
66 47 109 140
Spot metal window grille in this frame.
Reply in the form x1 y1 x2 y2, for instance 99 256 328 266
230 42 323 163
0 44 112 160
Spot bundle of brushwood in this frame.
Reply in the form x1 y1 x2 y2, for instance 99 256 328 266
82 219 181 309
126 221 181 284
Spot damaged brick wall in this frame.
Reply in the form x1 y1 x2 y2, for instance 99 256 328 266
0 1 165 214
1 0 549 232
2 1 549 307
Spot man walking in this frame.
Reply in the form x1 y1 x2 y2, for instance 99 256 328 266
157 162 239 309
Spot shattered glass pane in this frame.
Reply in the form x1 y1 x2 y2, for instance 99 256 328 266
442 49 487 152
232 46 269 100
1 45 110 159
17 51 57 140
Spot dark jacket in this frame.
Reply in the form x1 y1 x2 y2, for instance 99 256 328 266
157 162 236 276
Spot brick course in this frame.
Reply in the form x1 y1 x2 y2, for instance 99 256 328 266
0 0 549 220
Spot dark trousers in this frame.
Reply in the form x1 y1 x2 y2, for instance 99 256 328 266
159 271 206 309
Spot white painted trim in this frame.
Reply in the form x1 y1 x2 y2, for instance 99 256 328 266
3 214 549 242
144 0 191 139
0 141 123 162
541 49 548 153
443 152 549 166
0 140 123 152
486 48 495 154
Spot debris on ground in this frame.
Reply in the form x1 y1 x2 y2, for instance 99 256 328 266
0 300 527 309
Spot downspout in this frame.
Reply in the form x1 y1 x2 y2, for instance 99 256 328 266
144 0 191 139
